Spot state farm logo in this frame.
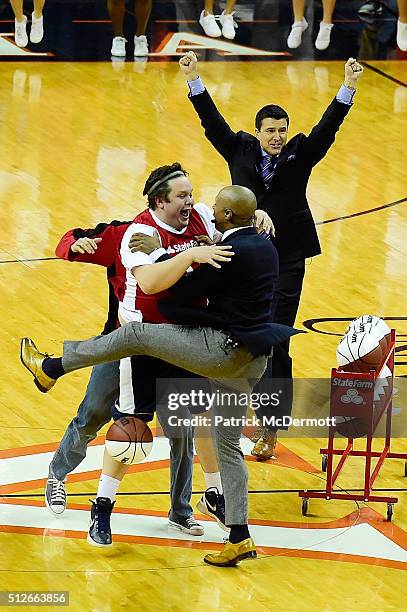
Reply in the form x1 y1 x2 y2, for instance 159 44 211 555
341 389 364 405
167 239 198 254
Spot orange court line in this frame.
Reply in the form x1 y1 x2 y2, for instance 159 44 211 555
0 522 405 570
153 32 175 54
2 499 405 547
0 459 173 495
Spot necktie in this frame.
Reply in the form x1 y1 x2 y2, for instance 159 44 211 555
260 154 277 190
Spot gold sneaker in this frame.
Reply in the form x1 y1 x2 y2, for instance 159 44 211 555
20 337 56 393
204 537 257 567
251 429 277 461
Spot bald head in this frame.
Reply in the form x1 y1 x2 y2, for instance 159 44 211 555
213 185 257 233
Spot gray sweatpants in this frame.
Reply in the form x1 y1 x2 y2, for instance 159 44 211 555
62 323 267 525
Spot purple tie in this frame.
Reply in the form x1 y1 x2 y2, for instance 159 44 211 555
260 154 277 190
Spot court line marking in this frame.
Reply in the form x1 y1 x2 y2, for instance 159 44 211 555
362 61 407 87
0 197 406 265
316 197 407 225
1 442 406 568
0 502 406 570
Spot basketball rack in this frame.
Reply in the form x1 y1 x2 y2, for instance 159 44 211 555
299 330 407 521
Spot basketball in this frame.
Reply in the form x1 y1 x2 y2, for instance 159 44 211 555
105 417 153 465
337 330 383 373
348 314 391 353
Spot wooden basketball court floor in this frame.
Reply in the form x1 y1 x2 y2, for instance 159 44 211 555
0 59 406 610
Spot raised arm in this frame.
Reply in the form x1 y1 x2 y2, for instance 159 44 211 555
179 51 238 162
302 58 363 167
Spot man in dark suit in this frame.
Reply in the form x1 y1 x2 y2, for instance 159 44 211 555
179 52 363 459
21 185 299 567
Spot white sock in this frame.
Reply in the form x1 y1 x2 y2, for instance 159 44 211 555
204 471 223 494
97 474 121 502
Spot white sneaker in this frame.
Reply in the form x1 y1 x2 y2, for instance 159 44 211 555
134 34 149 56
287 18 308 49
30 12 43 44
111 36 126 57
14 15 28 48
219 11 237 40
397 19 407 52
199 10 221 38
315 21 334 51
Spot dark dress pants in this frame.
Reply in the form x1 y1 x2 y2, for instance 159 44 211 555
253 258 306 430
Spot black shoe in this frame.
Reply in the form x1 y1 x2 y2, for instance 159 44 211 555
168 515 204 536
45 471 67 516
197 487 228 532
87 497 114 546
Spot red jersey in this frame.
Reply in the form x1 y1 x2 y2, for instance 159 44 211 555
120 204 214 324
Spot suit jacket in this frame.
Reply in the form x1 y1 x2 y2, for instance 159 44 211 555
159 227 300 357
189 90 352 260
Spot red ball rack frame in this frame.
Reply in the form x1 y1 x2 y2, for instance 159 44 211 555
299 330 407 521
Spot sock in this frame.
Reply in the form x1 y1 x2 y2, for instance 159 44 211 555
204 471 223 494
229 524 250 544
42 357 65 380
97 474 121 502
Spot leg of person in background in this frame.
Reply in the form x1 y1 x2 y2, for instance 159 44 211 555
199 0 222 38
88 355 205 545
155 362 227 531
250 359 278 460
133 0 152 56
30 0 45 43
219 0 238 40
46 362 119 516
397 0 407 50
88 411 202 546
251 258 305 461
315 0 336 51
88 448 130 546
194 423 227 531
10 0 27 47
108 0 127 57
287 0 308 49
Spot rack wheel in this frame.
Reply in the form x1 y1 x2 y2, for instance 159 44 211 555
302 498 309 516
322 454 328 472
404 460 407 477
387 503 394 522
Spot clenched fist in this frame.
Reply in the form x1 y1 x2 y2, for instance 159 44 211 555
179 51 199 81
344 58 363 89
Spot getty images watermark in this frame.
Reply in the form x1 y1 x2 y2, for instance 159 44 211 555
164 388 336 428
155 377 407 438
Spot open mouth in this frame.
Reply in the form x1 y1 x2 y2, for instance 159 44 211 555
180 209 191 220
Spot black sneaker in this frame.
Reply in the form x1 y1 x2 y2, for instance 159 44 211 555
168 515 204 536
197 487 228 532
45 471 67 516
87 497 114 546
